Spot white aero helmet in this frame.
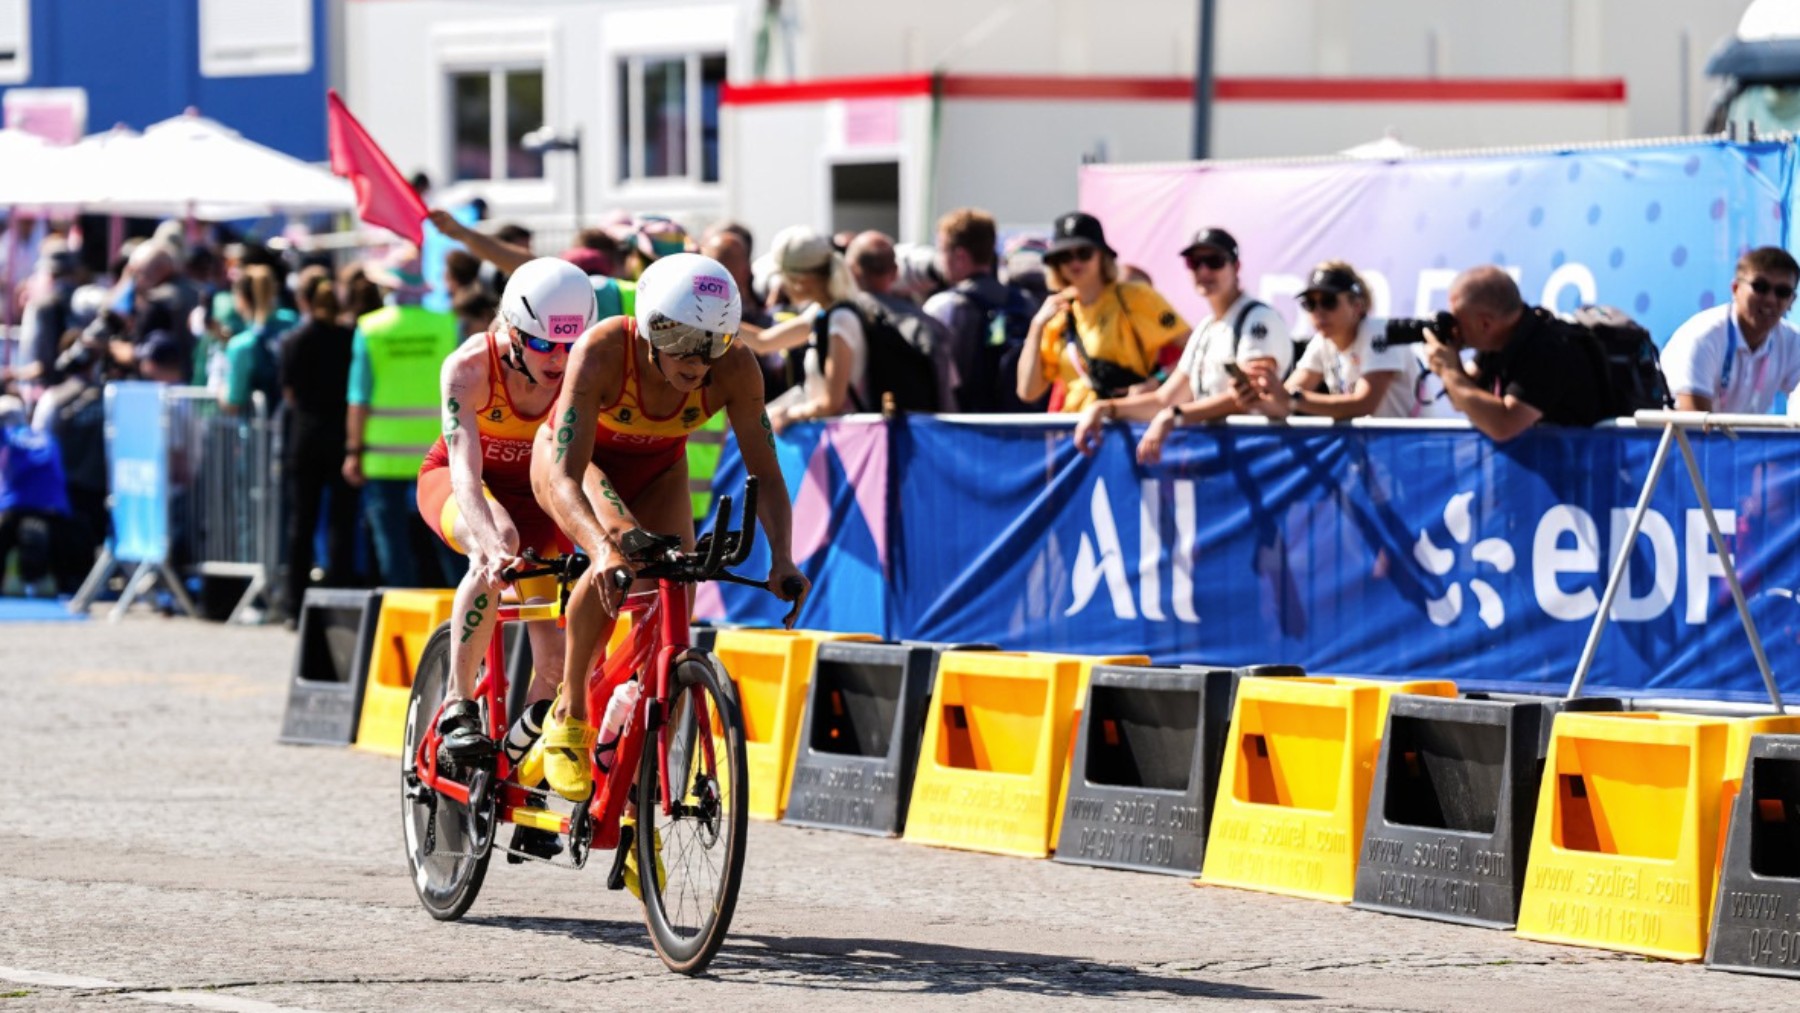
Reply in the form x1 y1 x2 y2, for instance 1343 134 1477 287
635 252 741 359
499 257 599 343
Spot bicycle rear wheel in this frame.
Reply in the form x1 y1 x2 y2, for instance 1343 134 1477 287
636 653 749 974
401 624 492 921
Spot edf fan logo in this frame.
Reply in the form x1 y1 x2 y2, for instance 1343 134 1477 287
1415 491 1515 629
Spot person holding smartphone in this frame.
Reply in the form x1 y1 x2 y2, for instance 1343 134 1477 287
1253 261 1420 420
1073 227 1290 464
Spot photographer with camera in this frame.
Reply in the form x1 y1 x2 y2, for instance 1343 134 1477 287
1417 266 1607 442
1252 262 1419 421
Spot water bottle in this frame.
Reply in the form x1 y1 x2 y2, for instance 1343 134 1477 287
595 681 641 775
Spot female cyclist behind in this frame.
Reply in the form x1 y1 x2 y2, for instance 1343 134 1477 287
419 258 598 860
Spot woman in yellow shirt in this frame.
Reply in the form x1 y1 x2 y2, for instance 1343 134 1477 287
1014 211 1189 413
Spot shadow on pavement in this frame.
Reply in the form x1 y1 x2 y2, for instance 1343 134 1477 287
474 915 1317 1001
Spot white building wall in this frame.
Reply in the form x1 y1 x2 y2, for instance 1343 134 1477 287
932 98 1190 235
341 0 1755 247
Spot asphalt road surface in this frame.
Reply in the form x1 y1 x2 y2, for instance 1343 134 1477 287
0 618 1786 1011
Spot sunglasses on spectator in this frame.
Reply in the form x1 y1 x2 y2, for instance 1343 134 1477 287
1046 246 1097 269
1747 277 1798 300
519 332 561 354
1184 252 1230 272
1300 292 1340 313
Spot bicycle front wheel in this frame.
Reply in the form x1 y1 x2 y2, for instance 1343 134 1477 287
401 624 491 921
636 652 749 974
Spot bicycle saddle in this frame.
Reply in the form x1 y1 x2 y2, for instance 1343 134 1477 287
619 527 683 563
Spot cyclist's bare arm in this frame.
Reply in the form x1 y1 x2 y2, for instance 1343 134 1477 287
440 337 511 586
427 209 533 276
715 343 810 617
532 319 630 571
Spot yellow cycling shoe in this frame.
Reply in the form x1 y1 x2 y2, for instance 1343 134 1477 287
541 710 598 803
514 738 546 794
621 816 665 902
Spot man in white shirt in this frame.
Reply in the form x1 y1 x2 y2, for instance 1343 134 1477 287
1662 247 1800 414
1072 227 1289 464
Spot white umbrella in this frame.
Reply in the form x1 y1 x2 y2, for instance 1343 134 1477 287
0 127 76 208
1340 132 1420 161
74 112 354 219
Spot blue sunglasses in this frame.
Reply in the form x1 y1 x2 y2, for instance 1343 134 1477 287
519 333 561 354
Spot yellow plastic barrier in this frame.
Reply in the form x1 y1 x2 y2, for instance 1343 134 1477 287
711 628 878 820
1515 711 1731 961
904 651 1100 858
353 589 457 757
1200 675 1456 902
1046 654 1151 852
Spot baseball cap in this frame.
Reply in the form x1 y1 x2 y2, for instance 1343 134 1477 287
1047 212 1116 259
1178 227 1240 261
1300 265 1363 297
559 247 612 277
629 216 691 262
139 329 186 369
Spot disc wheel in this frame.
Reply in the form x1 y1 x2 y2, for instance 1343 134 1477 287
636 653 749 974
401 624 492 921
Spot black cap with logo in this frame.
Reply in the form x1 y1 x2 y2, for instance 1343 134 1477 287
1178 227 1240 261
1048 211 1117 258
1300 265 1363 296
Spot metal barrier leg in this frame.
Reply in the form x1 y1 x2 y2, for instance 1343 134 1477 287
1675 428 1783 712
109 562 156 623
1569 423 1676 698
68 545 121 614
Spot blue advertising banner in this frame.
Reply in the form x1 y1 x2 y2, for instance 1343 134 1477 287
710 417 1800 704
1082 139 1797 349
696 418 890 636
107 382 170 565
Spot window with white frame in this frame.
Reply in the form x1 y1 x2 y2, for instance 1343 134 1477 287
449 66 545 182
616 53 725 184
0 0 29 85
199 0 311 78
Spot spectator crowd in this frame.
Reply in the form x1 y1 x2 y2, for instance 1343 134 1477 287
3 189 1798 619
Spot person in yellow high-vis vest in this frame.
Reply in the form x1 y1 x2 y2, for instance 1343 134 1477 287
342 246 463 587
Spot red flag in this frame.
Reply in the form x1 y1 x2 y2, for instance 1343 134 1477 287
326 89 427 246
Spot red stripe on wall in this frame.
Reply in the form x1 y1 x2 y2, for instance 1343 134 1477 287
1215 77 1626 103
722 74 1626 106
720 75 935 106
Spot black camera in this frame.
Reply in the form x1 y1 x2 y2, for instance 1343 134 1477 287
1380 310 1458 350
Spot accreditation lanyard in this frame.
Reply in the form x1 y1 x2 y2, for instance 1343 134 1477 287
1721 314 1769 409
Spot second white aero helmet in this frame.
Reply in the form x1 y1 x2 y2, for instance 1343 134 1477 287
499 257 600 344
635 252 741 359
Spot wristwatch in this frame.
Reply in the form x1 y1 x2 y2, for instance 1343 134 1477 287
1167 404 1183 427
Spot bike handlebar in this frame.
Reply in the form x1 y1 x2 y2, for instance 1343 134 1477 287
494 479 798 604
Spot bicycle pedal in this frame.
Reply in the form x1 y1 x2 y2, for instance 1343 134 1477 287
605 822 635 891
505 825 564 866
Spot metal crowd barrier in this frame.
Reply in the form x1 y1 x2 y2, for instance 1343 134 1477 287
71 384 281 624
170 387 281 622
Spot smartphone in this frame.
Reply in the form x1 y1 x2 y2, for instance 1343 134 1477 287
1223 361 1250 386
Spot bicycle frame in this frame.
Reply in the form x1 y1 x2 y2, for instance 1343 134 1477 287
410 572 705 855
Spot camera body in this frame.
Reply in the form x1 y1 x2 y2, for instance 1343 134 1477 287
1379 310 1458 350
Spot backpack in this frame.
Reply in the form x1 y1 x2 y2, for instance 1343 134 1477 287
810 294 942 413
958 280 1044 413
1563 305 1672 416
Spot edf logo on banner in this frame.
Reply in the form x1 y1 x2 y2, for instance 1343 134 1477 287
1068 478 1740 629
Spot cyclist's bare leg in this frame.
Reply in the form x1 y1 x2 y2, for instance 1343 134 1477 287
552 460 640 724
554 458 695 714
523 618 564 704
447 501 521 702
